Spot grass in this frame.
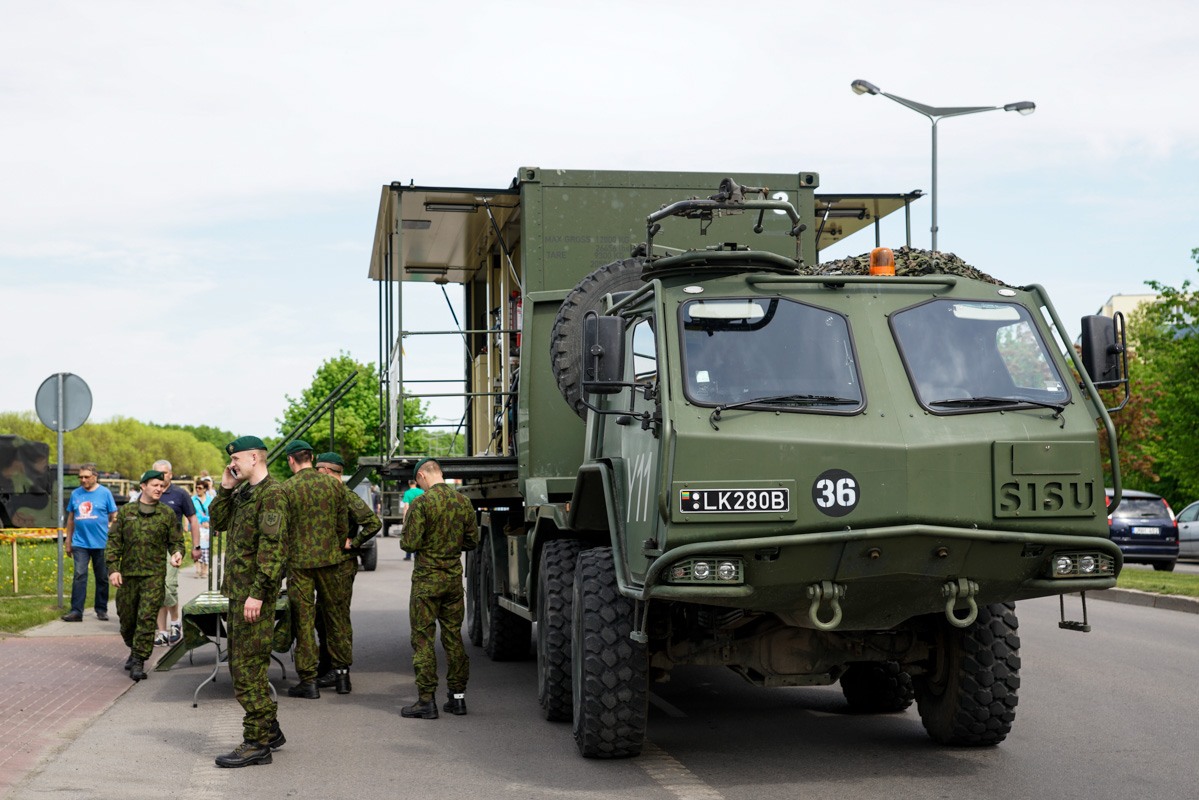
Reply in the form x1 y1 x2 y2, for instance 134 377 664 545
0 540 198 634
1116 567 1199 598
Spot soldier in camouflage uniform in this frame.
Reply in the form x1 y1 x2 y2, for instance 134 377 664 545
208 436 288 769
280 440 349 699
400 457 478 719
106 470 184 682
313 451 382 694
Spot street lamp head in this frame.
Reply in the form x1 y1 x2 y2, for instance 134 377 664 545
851 79 881 96
1004 101 1036 116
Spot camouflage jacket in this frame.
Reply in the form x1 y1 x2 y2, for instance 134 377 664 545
401 482 478 575
105 501 184 578
344 483 382 552
282 467 349 569
210 476 288 603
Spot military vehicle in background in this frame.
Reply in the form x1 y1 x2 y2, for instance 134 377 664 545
360 168 1127 757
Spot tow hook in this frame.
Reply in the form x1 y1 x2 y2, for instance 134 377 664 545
942 578 980 628
805 581 846 631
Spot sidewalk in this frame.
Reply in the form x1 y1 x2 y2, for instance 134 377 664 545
0 567 212 796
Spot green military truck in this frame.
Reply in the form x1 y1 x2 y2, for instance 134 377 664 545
362 169 1126 757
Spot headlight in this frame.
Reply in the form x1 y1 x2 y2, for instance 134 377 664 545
717 561 738 581
666 557 744 585
693 561 711 580
1049 552 1115 578
1054 556 1073 575
1079 555 1097 574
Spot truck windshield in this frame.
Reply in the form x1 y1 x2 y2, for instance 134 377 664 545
680 297 863 412
890 299 1070 412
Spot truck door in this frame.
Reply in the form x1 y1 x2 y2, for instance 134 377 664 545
620 316 661 578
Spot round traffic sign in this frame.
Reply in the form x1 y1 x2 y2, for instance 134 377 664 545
35 373 93 433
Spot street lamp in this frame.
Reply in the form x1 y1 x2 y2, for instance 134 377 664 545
851 79 1035 252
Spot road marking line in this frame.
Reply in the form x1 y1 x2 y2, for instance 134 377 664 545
649 692 687 719
638 741 725 800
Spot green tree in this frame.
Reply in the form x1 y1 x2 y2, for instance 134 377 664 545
151 422 237 454
1124 247 1199 507
276 353 432 476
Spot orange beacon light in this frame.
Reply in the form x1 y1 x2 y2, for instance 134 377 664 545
869 247 895 276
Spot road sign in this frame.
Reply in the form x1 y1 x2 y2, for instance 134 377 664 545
35 373 92 433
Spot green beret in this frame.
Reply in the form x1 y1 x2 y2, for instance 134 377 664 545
315 452 344 467
413 457 440 477
285 439 313 455
225 435 266 455
140 469 165 484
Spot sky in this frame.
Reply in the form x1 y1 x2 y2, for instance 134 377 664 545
3 1 1197 444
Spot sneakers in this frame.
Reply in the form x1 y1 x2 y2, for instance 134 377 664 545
443 692 467 716
154 631 169 646
400 695 439 719
215 741 272 768
168 624 183 646
61 611 83 622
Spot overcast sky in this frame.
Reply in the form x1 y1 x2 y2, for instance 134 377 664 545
3 1 1196 445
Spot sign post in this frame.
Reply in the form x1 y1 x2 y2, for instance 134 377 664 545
35 373 92 608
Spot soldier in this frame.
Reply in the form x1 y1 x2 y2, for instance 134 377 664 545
208 436 288 769
312 451 382 693
280 440 348 699
106 470 184 682
400 457 478 719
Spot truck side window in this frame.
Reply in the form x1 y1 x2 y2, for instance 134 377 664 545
631 318 657 383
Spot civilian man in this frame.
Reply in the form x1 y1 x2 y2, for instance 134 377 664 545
153 459 203 646
61 464 117 623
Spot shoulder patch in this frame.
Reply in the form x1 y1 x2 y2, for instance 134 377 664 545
264 511 281 527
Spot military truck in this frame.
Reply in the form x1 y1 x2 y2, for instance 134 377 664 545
362 168 1126 758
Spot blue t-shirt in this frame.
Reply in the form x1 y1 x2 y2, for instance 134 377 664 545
192 494 211 525
68 486 117 548
159 485 193 528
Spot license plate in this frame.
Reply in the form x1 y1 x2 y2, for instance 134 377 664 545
679 488 789 514
1131 526 1161 536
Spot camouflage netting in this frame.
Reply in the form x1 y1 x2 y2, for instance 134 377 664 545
801 246 1016 288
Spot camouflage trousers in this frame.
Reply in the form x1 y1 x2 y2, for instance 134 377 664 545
315 558 357 675
410 569 468 697
116 574 165 660
228 601 277 745
290 559 355 681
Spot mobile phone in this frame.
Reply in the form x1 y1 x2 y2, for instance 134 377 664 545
230 464 240 478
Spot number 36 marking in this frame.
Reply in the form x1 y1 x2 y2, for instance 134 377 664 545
811 469 859 517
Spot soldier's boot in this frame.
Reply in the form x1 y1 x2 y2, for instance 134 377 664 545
215 741 272 768
316 670 337 689
443 691 467 716
267 720 286 751
124 651 136 671
400 694 439 720
129 659 147 682
286 681 320 699
335 669 352 695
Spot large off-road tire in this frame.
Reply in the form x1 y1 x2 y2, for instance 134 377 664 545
537 539 587 721
480 534 532 661
465 550 483 647
549 257 648 419
571 548 648 758
914 602 1020 746
359 544 378 572
840 661 915 713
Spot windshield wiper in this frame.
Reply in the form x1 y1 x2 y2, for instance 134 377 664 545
928 396 1068 425
709 393 859 430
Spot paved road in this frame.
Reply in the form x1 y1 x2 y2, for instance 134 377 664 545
9 538 1199 800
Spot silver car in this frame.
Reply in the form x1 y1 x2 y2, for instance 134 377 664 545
1178 501 1199 559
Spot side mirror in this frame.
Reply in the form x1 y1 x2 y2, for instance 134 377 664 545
581 312 625 395
1079 312 1129 411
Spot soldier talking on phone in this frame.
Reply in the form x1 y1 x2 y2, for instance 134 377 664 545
208 436 289 768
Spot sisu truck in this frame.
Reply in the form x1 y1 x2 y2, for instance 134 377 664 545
360 168 1128 758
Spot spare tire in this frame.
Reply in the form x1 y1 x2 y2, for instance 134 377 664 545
549 257 648 418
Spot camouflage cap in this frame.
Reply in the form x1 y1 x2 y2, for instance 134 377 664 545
285 439 313 455
315 452 344 467
140 469 165 484
413 457 440 477
226 435 267 455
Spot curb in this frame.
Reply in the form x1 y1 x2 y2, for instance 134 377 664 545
1088 587 1199 614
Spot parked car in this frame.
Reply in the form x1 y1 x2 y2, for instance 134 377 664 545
1176 500 1199 560
1106 489 1179 571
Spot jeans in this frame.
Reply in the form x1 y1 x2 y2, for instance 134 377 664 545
70 547 109 615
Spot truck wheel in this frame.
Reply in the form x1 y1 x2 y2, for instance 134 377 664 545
1153 560 1176 572
480 535 532 661
360 545 378 572
840 661 914 713
550 257 648 419
537 539 587 721
571 548 648 758
466 550 483 647
914 602 1020 746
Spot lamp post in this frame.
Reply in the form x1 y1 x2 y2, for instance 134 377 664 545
851 79 1034 253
